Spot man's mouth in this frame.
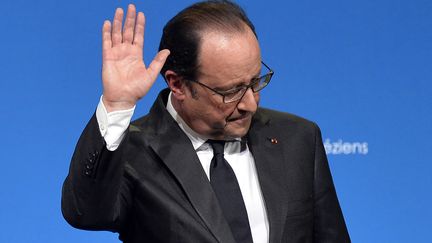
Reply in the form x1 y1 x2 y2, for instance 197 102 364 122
227 114 250 122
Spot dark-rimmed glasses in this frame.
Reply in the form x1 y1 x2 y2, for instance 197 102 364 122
188 61 274 103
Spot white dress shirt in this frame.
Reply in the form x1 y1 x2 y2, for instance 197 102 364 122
95 93 269 243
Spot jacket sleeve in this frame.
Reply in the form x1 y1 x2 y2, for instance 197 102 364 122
61 114 132 232
312 124 351 242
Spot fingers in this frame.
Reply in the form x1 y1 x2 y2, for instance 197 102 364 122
123 4 136 44
112 8 124 46
133 12 145 49
102 20 112 53
110 5 143 47
147 49 171 82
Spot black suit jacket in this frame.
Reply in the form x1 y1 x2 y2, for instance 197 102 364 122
62 89 350 243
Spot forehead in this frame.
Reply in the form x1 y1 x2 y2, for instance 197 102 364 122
197 28 261 86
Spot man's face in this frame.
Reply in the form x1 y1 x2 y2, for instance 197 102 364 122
179 27 262 140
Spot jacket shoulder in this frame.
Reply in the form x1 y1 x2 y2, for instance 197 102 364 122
255 107 318 132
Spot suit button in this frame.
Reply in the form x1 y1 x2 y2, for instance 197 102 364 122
89 158 95 164
86 164 93 170
85 170 92 176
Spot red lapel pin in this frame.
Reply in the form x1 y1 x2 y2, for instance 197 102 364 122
268 138 278 144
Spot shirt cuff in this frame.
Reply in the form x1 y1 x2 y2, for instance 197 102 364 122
95 96 135 151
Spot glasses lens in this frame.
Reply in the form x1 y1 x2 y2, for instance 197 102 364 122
252 73 272 92
222 62 273 103
224 87 247 103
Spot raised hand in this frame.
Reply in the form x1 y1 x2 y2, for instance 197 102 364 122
101 4 170 112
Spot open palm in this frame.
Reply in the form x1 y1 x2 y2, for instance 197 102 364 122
102 4 170 112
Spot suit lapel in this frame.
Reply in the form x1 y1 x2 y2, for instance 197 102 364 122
247 110 289 243
145 90 236 243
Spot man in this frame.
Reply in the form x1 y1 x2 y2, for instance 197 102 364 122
62 1 350 242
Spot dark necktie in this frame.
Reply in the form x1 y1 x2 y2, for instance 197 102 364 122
207 140 253 243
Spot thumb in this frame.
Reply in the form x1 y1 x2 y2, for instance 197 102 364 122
147 49 170 82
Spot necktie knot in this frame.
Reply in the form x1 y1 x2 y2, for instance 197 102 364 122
207 139 225 156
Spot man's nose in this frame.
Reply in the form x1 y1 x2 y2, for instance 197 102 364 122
236 88 258 112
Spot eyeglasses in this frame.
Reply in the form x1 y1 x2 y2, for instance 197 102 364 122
188 61 274 103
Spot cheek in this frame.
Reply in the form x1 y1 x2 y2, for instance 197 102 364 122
205 98 230 119
193 102 224 123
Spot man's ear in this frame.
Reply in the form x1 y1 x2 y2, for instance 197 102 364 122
165 70 186 100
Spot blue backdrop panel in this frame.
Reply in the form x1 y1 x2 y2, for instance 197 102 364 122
0 0 430 242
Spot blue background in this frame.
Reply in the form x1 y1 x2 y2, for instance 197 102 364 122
0 0 431 242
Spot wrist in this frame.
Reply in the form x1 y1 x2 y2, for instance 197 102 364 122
102 96 136 113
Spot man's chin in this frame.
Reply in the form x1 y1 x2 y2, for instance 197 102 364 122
224 118 251 138
208 116 252 139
